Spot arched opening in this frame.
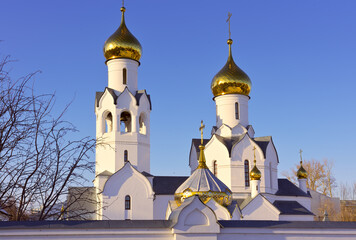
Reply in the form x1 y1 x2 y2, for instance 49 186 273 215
213 160 217 176
105 112 113 133
120 111 131 133
244 160 250 187
125 195 131 210
235 102 239 120
123 68 127 85
139 113 147 135
124 150 128 162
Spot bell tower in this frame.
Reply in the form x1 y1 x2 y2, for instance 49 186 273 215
94 6 151 176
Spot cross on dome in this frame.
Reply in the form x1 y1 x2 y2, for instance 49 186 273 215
226 12 232 39
199 120 205 145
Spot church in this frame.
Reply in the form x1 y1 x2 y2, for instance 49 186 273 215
93 5 314 222
2 4 356 240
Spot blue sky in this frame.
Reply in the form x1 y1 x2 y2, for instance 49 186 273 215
2 0 356 187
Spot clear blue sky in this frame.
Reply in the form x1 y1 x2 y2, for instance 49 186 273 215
2 0 356 186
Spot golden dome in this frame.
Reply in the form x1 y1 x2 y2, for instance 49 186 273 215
211 39 251 97
103 7 142 62
297 161 308 179
250 160 261 180
174 145 232 207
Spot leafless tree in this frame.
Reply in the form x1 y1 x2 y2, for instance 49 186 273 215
0 56 97 220
282 158 336 197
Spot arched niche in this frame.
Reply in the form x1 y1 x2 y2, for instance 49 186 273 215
139 112 147 135
120 111 132 133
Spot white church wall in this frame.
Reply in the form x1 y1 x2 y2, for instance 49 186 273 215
214 94 249 129
265 141 278 193
204 137 231 188
154 195 174 219
230 137 264 193
101 163 154 220
241 195 279 220
107 58 139 93
2 223 356 240
231 124 247 136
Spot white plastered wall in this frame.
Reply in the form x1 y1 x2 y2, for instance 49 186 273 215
95 87 151 175
214 94 249 129
101 163 154 220
107 58 138 93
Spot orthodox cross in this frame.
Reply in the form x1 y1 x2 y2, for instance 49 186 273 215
199 120 205 145
226 12 232 39
253 146 256 162
299 149 303 164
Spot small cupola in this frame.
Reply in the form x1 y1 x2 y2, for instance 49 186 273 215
174 121 232 207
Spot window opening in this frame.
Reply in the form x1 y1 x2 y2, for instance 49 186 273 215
124 150 128 162
213 160 217 176
123 68 127 85
105 112 113 133
235 102 239 120
125 195 131 210
139 113 146 135
120 111 132 132
244 160 250 187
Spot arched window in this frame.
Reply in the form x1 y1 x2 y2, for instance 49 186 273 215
123 68 127 85
124 150 128 162
125 195 131 210
139 113 146 135
235 102 239 120
105 112 113 132
120 111 131 133
244 160 250 187
213 160 217 176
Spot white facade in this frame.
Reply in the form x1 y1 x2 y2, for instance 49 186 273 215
91 5 321 224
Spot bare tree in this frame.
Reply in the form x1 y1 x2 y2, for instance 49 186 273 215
282 159 336 197
0 56 96 220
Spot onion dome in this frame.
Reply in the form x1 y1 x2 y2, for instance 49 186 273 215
297 161 308 179
103 7 142 62
174 144 232 207
211 39 251 97
250 159 261 180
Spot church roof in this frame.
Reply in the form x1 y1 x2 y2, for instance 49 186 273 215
192 135 274 159
272 201 314 215
275 179 311 197
153 176 188 195
95 88 152 109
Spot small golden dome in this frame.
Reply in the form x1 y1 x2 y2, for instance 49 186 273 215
103 7 142 62
211 39 251 97
250 160 261 180
297 161 308 179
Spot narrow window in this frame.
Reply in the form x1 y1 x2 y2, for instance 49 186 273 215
235 102 239 120
125 195 131 210
244 160 250 187
123 68 127 85
124 150 128 162
213 160 217 176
